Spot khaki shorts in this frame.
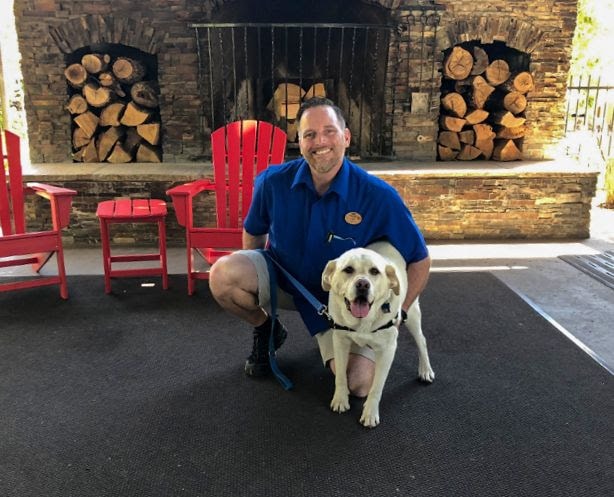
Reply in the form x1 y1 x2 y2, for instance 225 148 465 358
237 249 376 365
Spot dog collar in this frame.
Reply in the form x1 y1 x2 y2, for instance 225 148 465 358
327 317 356 332
328 316 398 334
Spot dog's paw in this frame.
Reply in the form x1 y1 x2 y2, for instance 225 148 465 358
418 365 435 383
360 402 380 428
330 391 350 413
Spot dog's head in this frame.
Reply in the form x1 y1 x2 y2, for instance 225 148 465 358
322 248 402 321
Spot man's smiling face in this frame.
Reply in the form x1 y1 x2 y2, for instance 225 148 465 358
298 105 351 176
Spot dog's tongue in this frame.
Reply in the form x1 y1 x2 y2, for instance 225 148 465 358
350 300 370 318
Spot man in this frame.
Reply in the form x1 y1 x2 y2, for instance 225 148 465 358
209 97 430 397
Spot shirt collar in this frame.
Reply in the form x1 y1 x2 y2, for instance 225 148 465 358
291 157 351 201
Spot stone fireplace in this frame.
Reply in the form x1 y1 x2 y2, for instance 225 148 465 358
12 0 598 244
13 0 578 163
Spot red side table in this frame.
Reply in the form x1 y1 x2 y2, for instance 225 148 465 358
96 198 169 293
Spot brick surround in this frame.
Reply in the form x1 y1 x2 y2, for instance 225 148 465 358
13 0 578 162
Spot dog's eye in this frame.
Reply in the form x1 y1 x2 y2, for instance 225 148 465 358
342 266 354 274
369 267 380 275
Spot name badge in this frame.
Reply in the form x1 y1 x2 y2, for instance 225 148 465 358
344 212 362 225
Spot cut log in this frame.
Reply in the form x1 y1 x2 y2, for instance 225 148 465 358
72 147 84 162
440 115 466 132
492 110 526 128
64 63 88 88
438 131 461 150
112 57 146 84
137 123 160 146
97 126 125 161
443 46 473 80
465 108 489 125
124 128 143 153
304 83 326 99
471 46 489 75
502 71 534 94
441 92 467 118
98 71 126 97
136 143 162 163
65 94 88 115
471 75 495 109
459 129 475 144
493 139 522 161
454 76 474 92
457 144 482 160
100 102 126 127
82 83 114 108
473 123 496 159
98 71 116 86
73 111 99 139
503 91 527 114
81 138 99 162
438 145 459 160
81 53 111 74
485 59 511 86
120 102 151 126
107 142 132 163
270 83 305 120
130 81 159 109
496 125 527 139
286 121 298 142
72 127 91 149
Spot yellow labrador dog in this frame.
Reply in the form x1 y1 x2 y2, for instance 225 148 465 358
321 241 435 427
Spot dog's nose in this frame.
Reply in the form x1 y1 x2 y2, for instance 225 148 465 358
355 278 370 292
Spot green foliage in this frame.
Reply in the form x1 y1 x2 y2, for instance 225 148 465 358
570 0 614 77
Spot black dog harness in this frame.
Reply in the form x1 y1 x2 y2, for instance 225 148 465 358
328 302 401 333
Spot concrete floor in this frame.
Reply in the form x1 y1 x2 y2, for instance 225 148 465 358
3 203 613 375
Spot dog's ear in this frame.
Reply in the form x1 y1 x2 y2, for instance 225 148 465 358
321 260 337 291
385 264 401 295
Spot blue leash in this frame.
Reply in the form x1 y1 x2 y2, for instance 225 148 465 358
260 250 334 391
261 251 295 391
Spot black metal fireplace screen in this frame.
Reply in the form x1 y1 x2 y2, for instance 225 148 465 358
191 22 396 159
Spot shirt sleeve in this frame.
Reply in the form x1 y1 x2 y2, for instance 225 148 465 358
376 185 429 264
243 169 271 236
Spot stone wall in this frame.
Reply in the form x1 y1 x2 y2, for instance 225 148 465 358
13 0 578 163
24 162 597 246
382 170 597 239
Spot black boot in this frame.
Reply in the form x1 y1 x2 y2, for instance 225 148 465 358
244 316 288 377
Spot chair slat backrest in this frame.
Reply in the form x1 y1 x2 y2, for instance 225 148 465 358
211 120 286 229
0 130 25 236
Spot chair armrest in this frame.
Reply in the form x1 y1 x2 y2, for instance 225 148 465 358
166 179 216 227
166 179 215 197
26 182 77 229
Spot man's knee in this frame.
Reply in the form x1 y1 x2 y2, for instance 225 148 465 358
210 254 255 294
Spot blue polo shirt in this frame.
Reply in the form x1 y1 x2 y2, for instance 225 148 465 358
244 157 428 336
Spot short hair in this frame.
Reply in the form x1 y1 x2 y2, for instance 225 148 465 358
296 97 347 129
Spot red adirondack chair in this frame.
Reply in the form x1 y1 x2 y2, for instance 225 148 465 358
167 120 287 294
0 129 77 299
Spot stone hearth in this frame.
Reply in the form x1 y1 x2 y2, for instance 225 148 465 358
23 161 598 246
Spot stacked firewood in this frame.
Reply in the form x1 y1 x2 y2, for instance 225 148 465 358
267 82 326 141
438 45 534 161
64 53 161 163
